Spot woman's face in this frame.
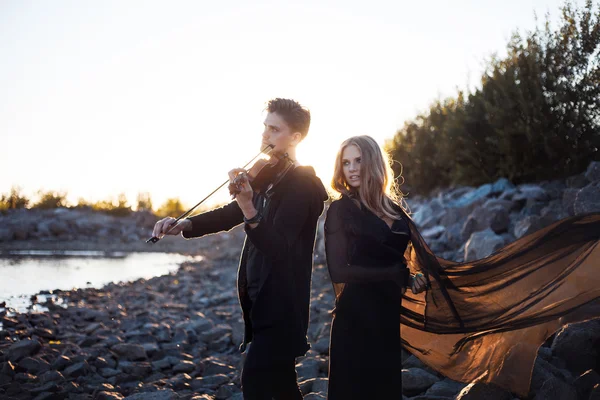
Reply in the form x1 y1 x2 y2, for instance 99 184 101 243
342 144 361 188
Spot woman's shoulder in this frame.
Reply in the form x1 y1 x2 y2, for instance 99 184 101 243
325 196 361 230
327 195 359 213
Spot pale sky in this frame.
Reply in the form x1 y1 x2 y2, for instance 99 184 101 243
0 0 578 210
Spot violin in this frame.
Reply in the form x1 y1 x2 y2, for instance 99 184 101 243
228 150 295 198
146 144 294 244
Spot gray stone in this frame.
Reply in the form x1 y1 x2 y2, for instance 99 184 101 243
296 358 321 381
574 370 600 400
63 361 89 378
441 223 463 249
215 383 241 399
590 384 600 400
513 215 545 239
401 367 440 395
97 392 125 400
584 161 600 182
300 377 329 395
447 184 492 209
491 178 515 194
311 335 330 355
202 358 236 376
425 378 467 397
38 370 65 384
551 319 600 375
513 184 549 203
111 343 147 361
303 394 326 400
7 339 41 362
574 183 600 215
123 390 178 400
421 225 446 240
199 324 232 342
540 199 569 224
464 228 504 261
566 173 589 188
456 382 513 400
100 368 120 378
533 376 577 400
18 357 50 375
562 188 580 216
172 360 196 373
191 374 230 390
0 227 12 241
461 205 510 240
47 220 69 235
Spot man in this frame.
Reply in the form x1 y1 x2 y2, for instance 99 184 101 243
152 98 328 399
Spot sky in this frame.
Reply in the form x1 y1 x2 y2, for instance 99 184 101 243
0 0 581 210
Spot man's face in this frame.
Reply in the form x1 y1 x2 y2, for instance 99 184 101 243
261 112 298 154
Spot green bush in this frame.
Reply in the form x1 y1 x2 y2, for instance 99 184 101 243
386 0 600 195
0 186 30 210
32 190 68 209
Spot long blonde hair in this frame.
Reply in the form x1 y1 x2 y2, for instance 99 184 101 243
331 135 407 219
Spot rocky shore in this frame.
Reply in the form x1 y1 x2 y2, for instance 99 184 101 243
1 161 600 399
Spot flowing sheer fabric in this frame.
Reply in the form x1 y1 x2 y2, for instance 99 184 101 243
398 211 600 397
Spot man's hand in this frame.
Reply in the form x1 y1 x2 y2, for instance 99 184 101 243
152 217 191 239
410 273 429 294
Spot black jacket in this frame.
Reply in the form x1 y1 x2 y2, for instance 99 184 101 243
183 166 328 358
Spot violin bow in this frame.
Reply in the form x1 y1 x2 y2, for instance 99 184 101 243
146 144 274 243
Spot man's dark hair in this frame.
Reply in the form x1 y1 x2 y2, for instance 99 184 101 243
266 98 311 139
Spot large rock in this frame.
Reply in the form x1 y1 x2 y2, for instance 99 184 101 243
111 343 147 361
584 161 600 182
123 390 178 400
18 357 50 375
446 184 493 209
401 368 440 396
566 172 590 188
421 225 446 240
551 319 600 375
491 178 516 195
47 220 70 236
539 199 570 224
574 183 600 215
533 376 577 400
7 339 41 362
0 227 13 241
562 188 580 216
424 378 466 397
574 370 600 400
412 201 444 230
513 216 546 239
464 229 504 261
461 205 510 241
456 382 513 400
513 184 549 204
191 374 230 390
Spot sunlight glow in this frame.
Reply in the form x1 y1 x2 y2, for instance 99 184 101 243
0 0 575 211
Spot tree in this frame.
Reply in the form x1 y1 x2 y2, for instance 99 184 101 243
156 198 186 218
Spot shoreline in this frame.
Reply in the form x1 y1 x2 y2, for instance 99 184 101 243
0 230 336 399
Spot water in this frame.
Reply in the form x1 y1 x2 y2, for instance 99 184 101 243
0 251 203 314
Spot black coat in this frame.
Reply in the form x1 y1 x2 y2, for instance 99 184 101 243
183 166 328 359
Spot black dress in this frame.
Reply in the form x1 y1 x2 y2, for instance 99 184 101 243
325 195 411 400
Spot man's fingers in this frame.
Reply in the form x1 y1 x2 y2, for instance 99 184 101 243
153 218 167 237
155 218 175 236
228 168 247 181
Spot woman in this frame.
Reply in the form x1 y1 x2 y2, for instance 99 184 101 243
325 135 426 399
325 135 600 399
